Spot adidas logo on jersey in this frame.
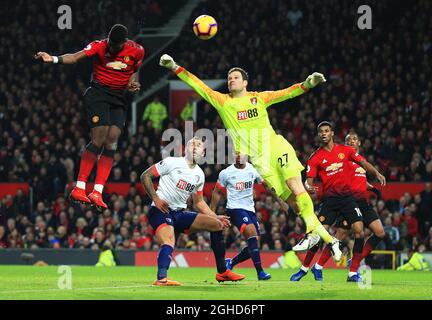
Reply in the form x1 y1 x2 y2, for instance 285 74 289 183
322 159 328 164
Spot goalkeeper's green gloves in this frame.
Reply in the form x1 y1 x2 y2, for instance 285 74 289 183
303 72 327 89
159 54 179 72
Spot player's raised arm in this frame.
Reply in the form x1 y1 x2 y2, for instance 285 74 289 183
34 50 87 65
159 54 226 108
259 72 327 107
140 165 169 213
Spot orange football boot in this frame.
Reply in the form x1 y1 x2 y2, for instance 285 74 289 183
153 278 182 286
216 269 246 282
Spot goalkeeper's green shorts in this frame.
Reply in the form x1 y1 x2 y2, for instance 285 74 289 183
252 134 304 201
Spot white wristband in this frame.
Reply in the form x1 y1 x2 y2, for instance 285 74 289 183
52 56 59 64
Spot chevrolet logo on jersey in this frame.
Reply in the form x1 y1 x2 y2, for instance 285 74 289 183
106 61 128 70
325 162 343 172
356 167 366 174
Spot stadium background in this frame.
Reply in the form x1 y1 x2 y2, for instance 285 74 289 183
0 0 431 269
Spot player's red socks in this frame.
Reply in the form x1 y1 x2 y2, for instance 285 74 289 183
350 237 364 273
317 245 332 266
362 234 383 259
77 143 101 186
303 244 319 268
94 149 115 192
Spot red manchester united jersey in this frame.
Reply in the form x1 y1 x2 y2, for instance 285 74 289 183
347 160 368 200
83 39 145 91
307 144 365 197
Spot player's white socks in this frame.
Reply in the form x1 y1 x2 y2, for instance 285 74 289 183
94 184 104 193
314 263 323 270
300 265 309 272
76 181 86 190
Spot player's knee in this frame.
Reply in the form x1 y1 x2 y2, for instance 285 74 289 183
91 137 105 148
375 228 386 239
354 230 364 239
336 229 348 241
104 142 118 151
244 225 257 238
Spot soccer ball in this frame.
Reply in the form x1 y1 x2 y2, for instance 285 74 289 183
192 15 218 40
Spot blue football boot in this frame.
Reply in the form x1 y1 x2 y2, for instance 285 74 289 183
347 273 363 282
290 268 308 281
258 270 272 280
311 264 323 281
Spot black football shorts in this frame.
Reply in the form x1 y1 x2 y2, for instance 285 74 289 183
317 195 363 227
84 82 126 129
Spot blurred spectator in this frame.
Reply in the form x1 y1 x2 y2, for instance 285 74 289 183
142 96 168 130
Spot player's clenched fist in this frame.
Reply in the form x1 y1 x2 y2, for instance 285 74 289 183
154 196 169 213
303 72 326 89
217 215 231 229
34 52 53 63
159 54 179 71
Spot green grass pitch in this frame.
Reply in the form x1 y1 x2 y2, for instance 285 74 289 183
0 266 431 300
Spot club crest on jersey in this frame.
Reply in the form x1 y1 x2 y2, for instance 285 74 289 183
106 61 128 70
123 56 130 62
195 175 200 183
166 218 172 223
243 217 249 223
338 153 345 160
250 97 257 105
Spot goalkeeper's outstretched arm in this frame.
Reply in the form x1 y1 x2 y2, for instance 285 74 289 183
159 54 226 108
34 50 87 64
260 72 327 107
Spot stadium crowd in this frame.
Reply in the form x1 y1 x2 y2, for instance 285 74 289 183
1 0 432 258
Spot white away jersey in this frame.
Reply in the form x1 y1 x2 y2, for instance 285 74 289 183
152 157 205 210
216 162 263 212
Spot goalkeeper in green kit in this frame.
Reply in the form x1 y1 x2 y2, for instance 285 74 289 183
160 54 342 261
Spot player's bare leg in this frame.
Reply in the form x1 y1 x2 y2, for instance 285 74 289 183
152 225 181 286
191 215 246 283
70 126 108 205
88 125 121 210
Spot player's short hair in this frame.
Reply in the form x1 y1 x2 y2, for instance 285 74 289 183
317 121 334 132
345 132 359 142
187 136 204 146
109 24 128 44
228 67 249 81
